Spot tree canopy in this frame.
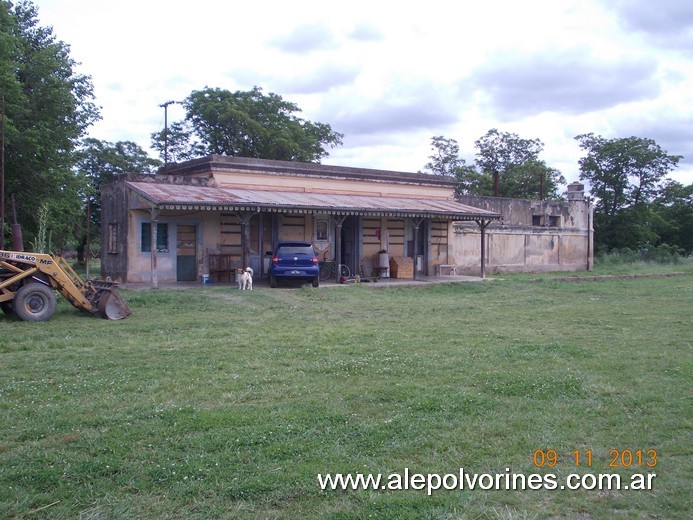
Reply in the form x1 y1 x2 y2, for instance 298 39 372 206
650 180 693 254
1 0 99 248
72 138 160 259
575 133 684 253
424 136 466 177
150 86 343 164
475 129 545 197
423 132 565 200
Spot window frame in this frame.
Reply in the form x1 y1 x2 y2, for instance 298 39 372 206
107 223 119 254
141 222 169 253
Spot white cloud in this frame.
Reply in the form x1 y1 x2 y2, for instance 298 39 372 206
269 23 338 54
34 0 693 185
469 49 661 118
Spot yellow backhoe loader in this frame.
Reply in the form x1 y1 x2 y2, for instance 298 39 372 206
0 250 131 322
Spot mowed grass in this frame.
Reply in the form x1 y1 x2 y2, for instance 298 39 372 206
0 270 691 519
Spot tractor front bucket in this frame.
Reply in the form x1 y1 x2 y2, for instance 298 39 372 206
98 289 132 320
88 280 132 320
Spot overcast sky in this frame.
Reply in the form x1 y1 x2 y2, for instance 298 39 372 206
36 0 693 186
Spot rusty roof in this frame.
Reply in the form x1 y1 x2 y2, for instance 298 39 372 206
126 181 501 220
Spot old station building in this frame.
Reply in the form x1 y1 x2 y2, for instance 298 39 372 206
101 156 592 285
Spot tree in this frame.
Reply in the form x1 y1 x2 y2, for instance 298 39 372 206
575 133 682 252
474 129 544 197
576 134 681 213
78 138 161 188
0 0 99 248
501 160 566 200
151 86 343 163
422 133 564 199
424 136 465 177
650 180 693 254
74 138 161 260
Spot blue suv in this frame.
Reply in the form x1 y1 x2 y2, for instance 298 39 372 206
269 241 320 288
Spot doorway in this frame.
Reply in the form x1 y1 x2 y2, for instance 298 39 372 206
176 224 197 281
406 219 427 275
341 216 360 276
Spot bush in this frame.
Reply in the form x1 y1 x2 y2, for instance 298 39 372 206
597 243 685 265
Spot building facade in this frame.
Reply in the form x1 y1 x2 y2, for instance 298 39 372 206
100 156 591 284
453 182 593 273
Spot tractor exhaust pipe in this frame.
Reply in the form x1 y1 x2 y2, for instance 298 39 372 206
11 194 23 251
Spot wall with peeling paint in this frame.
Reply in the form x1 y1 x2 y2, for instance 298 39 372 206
452 191 593 274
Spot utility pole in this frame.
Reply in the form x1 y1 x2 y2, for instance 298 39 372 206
159 100 177 172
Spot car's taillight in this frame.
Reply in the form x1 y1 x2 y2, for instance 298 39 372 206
312 256 318 264
272 256 279 264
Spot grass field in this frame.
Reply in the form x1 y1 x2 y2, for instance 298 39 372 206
1 266 691 519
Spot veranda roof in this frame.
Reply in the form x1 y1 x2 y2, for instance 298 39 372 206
126 182 501 221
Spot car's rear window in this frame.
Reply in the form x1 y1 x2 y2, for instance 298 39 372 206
277 245 314 255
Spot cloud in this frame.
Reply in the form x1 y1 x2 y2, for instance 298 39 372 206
609 0 693 54
468 49 660 119
269 23 337 54
348 23 384 42
272 64 362 95
613 114 693 169
229 61 361 96
323 97 458 137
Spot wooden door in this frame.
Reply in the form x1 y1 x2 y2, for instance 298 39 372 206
176 225 197 281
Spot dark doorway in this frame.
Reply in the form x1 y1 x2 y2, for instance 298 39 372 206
407 219 427 275
341 216 359 276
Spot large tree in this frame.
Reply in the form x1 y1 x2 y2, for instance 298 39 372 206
575 133 682 252
151 86 343 164
75 138 161 254
0 0 99 248
503 160 565 201
78 138 161 189
423 133 564 199
650 180 693 254
424 136 465 177
474 129 545 197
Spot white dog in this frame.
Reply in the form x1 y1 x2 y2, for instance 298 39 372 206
237 267 253 290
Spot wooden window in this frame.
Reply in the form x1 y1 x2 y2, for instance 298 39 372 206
107 223 119 254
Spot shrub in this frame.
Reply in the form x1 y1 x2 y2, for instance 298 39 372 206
597 243 685 265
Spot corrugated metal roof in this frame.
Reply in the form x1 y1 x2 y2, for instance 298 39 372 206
126 182 501 220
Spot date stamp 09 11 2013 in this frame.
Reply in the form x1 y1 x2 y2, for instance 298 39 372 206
532 449 657 468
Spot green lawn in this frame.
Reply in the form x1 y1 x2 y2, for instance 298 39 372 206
1 269 691 519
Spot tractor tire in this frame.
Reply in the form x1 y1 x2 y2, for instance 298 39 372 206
13 283 57 322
